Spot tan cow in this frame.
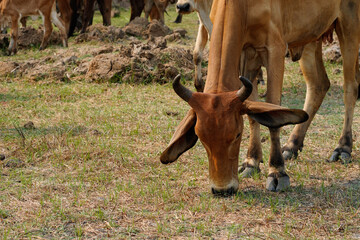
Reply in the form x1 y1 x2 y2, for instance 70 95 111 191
161 0 360 194
0 0 68 55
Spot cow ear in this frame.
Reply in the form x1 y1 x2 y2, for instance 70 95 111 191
160 109 198 164
244 100 309 128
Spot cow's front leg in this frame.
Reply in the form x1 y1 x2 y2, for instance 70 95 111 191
266 128 290 191
8 15 19 55
193 22 208 92
239 85 262 177
283 41 330 160
265 41 288 191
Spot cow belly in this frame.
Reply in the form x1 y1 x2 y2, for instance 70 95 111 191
280 0 340 44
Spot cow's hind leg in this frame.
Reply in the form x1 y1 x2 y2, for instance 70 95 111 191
193 22 208 92
329 21 360 163
283 41 330 160
50 3 68 47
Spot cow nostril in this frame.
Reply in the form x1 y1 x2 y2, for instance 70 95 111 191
211 187 237 197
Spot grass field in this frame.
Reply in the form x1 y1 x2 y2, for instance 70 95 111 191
1 6 360 239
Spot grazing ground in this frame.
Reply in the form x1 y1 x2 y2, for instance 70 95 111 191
1 6 360 240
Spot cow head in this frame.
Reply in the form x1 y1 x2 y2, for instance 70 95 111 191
161 75 308 195
176 0 196 13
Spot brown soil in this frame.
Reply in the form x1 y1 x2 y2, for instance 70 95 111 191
0 22 197 84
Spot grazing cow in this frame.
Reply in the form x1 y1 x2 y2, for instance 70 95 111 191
161 0 360 194
162 75 307 195
0 0 68 55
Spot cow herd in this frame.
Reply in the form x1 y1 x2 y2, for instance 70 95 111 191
1 0 360 196
0 0 176 54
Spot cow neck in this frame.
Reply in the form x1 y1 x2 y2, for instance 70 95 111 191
204 0 247 94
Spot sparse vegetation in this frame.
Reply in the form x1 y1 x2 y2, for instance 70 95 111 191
0 6 359 240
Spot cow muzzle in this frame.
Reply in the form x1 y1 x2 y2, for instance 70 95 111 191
210 180 239 196
176 3 191 13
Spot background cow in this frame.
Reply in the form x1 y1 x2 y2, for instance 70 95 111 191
0 0 69 54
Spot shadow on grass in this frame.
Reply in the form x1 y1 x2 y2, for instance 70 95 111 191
0 125 89 140
235 178 360 210
0 93 35 102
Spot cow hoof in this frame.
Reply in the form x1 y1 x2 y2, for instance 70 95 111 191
266 173 290 192
282 150 293 160
7 49 16 56
329 150 351 163
340 152 351 164
239 166 260 178
329 151 340 162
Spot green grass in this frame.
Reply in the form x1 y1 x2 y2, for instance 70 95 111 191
0 5 360 240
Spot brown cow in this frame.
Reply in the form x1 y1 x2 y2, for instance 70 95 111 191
161 0 360 194
162 76 307 195
0 0 68 55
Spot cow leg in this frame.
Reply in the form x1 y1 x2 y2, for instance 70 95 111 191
193 22 208 92
97 0 111 26
283 41 330 160
68 0 80 36
130 0 144 21
153 0 166 24
265 41 288 191
239 85 262 178
20 17 27 28
81 0 95 33
57 0 72 36
144 0 153 21
50 3 68 47
329 22 360 162
8 14 20 55
39 9 53 50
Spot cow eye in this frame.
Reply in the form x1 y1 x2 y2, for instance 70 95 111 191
236 133 241 139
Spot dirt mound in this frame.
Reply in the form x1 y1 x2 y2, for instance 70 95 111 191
0 36 197 84
76 18 184 43
85 38 194 83
75 24 125 43
322 34 360 63
0 27 63 51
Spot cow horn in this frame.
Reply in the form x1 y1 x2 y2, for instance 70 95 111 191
236 76 253 101
173 74 193 102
